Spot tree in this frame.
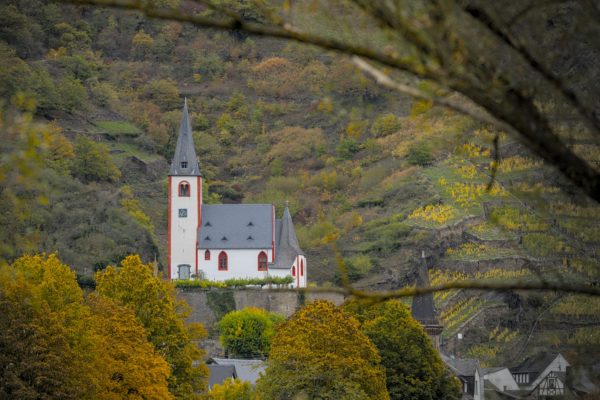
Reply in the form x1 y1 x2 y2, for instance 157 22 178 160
95 255 209 399
65 0 600 201
0 254 173 399
205 379 254 400
217 307 283 358
87 294 173 400
345 300 461 400
256 300 389 400
73 136 121 182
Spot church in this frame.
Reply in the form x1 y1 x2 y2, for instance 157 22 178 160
167 101 307 288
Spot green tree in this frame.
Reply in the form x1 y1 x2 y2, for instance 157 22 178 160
256 300 389 400
96 255 209 399
217 307 283 358
406 141 433 166
73 136 121 182
345 300 461 400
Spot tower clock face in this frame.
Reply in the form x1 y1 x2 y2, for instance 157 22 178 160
179 208 187 218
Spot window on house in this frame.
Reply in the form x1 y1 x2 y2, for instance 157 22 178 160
205 250 210 260
218 251 228 271
258 251 268 271
179 181 190 197
181 161 187 169
548 378 556 389
292 266 296 276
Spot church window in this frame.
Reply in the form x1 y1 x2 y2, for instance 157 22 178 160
218 251 228 271
205 250 210 260
258 251 268 271
300 260 304 276
181 161 187 169
179 208 187 218
179 181 190 197
292 266 296 276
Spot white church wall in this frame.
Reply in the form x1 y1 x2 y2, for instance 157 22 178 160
170 176 201 280
199 248 272 281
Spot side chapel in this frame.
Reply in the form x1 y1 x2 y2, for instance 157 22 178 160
167 101 307 287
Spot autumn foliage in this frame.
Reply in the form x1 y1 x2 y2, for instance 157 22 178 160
256 300 389 400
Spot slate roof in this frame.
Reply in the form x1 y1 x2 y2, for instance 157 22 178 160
510 352 560 382
169 99 201 176
411 251 439 325
482 367 507 375
211 358 266 385
442 354 481 377
271 205 304 269
207 364 236 388
198 204 273 249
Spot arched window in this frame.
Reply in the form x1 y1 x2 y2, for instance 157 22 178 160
218 251 228 271
258 251 268 271
300 259 304 276
179 181 190 197
204 250 210 260
292 266 296 276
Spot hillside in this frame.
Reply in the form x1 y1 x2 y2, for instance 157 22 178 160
1 0 599 370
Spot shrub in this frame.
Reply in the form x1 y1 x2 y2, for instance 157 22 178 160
406 141 433 166
336 138 361 160
72 136 121 182
371 113 402 137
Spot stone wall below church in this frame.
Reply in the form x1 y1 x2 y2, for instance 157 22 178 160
177 288 345 335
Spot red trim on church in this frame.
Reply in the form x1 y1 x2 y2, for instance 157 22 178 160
258 251 268 271
196 176 201 277
271 205 275 262
167 176 172 280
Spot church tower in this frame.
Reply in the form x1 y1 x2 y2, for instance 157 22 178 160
412 250 443 350
168 100 202 280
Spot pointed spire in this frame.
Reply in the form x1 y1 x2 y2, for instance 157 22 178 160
272 203 304 269
280 204 302 254
169 100 201 176
411 250 438 325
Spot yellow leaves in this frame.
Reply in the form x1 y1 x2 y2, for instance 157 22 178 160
496 155 541 173
409 204 456 225
445 182 506 209
457 164 477 179
258 300 389 400
459 143 490 159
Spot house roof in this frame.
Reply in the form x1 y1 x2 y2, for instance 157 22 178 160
482 367 507 375
198 204 273 249
441 354 481 377
210 358 266 385
207 364 236 388
510 352 561 382
411 251 439 325
169 99 201 176
271 205 304 269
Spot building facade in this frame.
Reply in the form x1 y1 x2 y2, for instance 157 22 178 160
167 101 306 287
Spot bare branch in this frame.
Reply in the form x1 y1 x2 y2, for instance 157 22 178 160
270 279 600 300
463 3 600 136
351 56 506 129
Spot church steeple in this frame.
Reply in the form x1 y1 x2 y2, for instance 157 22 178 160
272 204 304 269
169 99 201 176
412 250 443 350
